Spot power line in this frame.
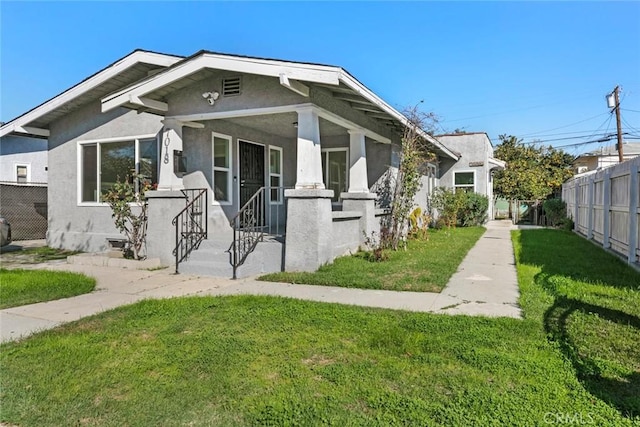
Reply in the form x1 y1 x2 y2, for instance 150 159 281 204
517 112 610 138
622 108 640 113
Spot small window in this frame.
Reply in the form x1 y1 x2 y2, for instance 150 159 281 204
454 171 475 193
269 147 283 204
16 165 28 183
212 133 232 204
222 76 242 96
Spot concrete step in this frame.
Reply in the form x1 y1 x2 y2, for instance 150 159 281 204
178 236 284 279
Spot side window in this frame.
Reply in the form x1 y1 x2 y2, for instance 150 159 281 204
321 149 348 202
269 147 283 204
16 165 29 183
212 133 232 204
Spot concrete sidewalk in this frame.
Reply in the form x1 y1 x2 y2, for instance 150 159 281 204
1 220 522 343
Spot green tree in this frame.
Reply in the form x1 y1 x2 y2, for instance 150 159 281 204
493 135 573 200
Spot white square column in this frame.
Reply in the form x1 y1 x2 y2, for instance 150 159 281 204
295 107 325 189
347 130 369 193
158 118 184 191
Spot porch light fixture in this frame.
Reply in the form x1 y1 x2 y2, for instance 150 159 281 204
292 122 298 128
202 91 220 106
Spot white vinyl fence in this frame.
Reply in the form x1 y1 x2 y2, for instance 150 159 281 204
562 157 639 265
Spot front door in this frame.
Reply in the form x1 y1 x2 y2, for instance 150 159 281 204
239 141 265 208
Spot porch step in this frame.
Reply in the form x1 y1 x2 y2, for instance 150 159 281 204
178 236 284 279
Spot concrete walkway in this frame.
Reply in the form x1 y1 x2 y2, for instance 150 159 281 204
1 220 522 343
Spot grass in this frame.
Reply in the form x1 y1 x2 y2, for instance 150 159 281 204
0 269 96 309
0 246 80 263
260 226 485 292
0 229 638 425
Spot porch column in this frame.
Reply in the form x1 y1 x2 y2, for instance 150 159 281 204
294 107 324 189
347 130 369 193
158 118 184 191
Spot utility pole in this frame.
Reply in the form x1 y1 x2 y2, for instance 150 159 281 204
610 86 624 163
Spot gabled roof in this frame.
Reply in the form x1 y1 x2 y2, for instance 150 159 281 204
101 50 459 160
0 50 183 138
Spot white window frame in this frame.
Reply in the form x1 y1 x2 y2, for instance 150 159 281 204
212 132 233 206
76 134 158 206
321 147 349 194
426 163 437 195
453 170 476 193
268 146 283 205
15 163 30 183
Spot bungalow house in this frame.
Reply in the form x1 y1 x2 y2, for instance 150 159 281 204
434 132 506 219
0 49 497 277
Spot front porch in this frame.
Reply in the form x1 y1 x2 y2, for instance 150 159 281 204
145 105 392 277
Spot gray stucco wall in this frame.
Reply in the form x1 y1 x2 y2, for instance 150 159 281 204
167 73 307 117
437 134 492 197
0 135 48 183
47 102 164 252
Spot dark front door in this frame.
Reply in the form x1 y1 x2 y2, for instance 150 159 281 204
239 141 265 208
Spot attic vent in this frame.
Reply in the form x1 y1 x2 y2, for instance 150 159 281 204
222 77 242 96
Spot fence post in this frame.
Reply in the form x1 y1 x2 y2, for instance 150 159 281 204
574 181 580 232
627 164 639 264
603 169 612 249
587 178 594 240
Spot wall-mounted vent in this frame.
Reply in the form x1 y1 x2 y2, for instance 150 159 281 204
222 77 242 96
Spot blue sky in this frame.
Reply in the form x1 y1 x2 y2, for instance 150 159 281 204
2 1 639 155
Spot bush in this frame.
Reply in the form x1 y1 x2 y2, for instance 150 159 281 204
458 192 489 226
430 188 488 227
542 198 567 227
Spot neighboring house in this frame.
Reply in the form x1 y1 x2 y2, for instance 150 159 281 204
434 132 506 219
0 134 48 183
1 49 488 277
573 142 640 173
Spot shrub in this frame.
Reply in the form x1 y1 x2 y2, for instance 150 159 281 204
542 198 567 227
458 192 489 226
430 188 488 227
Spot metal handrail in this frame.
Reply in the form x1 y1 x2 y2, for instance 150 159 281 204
172 188 208 273
229 186 288 279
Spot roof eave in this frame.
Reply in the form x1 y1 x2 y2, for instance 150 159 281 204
0 50 182 139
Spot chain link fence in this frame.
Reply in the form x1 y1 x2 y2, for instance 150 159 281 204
0 182 48 240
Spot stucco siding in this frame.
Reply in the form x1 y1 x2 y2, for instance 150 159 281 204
167 73 307 117
47 102 164 252
0 135 48 183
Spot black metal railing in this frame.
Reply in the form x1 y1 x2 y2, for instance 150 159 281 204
229 186 288 279
172 188 208 273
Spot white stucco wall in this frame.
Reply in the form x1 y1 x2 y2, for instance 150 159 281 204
0 135 48 183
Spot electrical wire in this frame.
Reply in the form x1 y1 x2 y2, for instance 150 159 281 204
517 112 610 138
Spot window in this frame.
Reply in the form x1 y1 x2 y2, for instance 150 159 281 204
16 165 29 183
212 133 232 204
426 163 437 195
454 171 475 193
321 149 348 202
269 146 283 204
79 136 158 203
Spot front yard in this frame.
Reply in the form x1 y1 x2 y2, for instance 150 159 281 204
0 269 96 309
0 229 638 425
260 226 485 292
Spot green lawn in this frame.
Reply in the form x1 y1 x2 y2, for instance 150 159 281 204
0 269 96 309
0 229 638 426
260 226 485 292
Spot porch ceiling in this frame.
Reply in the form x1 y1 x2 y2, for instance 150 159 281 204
223 112 348 139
